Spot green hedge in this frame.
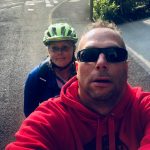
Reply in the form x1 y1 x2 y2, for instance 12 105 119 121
93 0 119 20
93 0 150 24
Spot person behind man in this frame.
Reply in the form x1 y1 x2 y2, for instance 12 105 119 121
24 23 78 117
6 20 150 149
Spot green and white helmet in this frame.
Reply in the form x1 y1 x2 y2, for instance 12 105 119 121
43 23 78 46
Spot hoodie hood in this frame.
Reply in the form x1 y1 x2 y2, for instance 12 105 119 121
58 76 145 150
60 76 136 117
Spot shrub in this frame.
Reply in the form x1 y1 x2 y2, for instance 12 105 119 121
93 0 150 23
93 0 119 21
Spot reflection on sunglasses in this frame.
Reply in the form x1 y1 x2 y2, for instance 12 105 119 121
77 47 128 63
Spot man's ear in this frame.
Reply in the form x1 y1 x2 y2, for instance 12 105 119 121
75 61 78 71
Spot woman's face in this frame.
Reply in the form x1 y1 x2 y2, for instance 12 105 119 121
48 41 74 67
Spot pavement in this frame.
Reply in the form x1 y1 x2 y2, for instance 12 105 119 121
119 19 150 74
52 0 150 91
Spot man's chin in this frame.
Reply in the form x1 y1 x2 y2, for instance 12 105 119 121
89 88 114 100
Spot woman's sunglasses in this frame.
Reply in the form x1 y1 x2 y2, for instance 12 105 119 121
76 47 128 63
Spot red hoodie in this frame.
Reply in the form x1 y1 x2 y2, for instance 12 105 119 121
6 76 150 150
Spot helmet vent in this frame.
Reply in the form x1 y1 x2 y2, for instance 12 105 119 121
52 27 57 36
61 26 66 36
47 31 51 37
67 29 72 36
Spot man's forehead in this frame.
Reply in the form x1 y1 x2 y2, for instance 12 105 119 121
85 28 117 39
77 27 125 50
79 28 118 45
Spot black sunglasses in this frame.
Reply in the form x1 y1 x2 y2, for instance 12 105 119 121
76 47 128 63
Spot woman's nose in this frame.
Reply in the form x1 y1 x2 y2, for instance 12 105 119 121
95 53 108 70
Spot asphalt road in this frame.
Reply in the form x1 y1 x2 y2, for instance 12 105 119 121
0 0 150 149
0 0 65 149
119 19 150 62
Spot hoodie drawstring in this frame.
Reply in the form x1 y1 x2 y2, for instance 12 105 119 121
96 115 115 150
96 119 103 150
108 114 115 150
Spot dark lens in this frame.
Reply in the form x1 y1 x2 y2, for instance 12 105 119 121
77 47 128 63
105 47 128 62
77 48 100 62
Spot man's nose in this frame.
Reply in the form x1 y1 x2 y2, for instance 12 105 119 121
95 53 108 70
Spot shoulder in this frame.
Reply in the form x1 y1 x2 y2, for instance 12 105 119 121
37 97 64 113
28 97 66 121
38 58 53 75
125 85 150 109
132 86 150 112
27 58 51 78
25 65 40 85
138 92 150 107
25 97 66 128
133 86 150 104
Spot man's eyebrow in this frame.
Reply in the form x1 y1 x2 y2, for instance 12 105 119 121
82 46 98 49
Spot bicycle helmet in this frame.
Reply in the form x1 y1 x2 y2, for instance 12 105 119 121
43 23 78 46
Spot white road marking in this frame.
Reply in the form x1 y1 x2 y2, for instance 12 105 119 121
11 5 21 9
143 18 150 25
127 46 150 73
45 0 54 7
25 1 35 11
49 0 68 23
33 0 44 3
53 0 58 4
68 0 80 2
28 8 34 11
25 1 35 6
25 0 59 9
0 2 24 11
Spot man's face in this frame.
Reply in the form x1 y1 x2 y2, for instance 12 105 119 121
48 41 74 67
77 28 128 103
